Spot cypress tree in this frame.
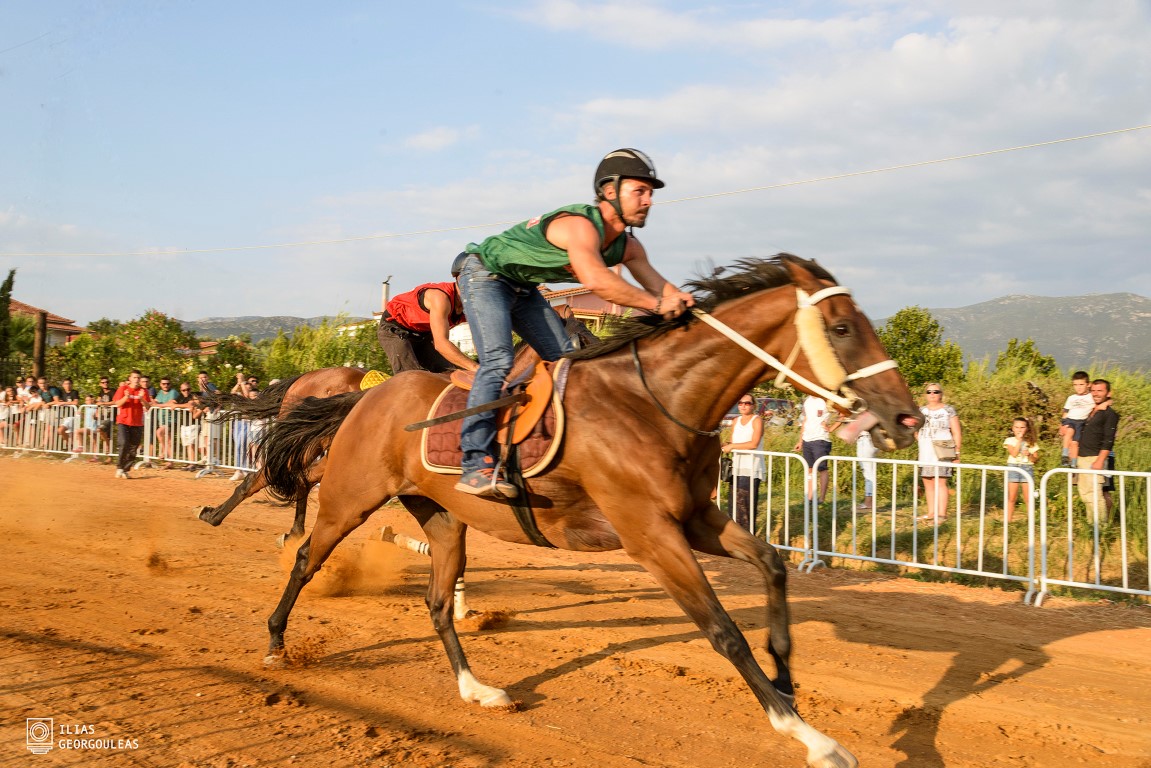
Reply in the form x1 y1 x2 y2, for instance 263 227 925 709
0 269 15 359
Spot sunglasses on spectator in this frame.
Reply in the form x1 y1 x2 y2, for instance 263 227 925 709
925 389 942 394
738 401 754 406
161 382 171 386
179 387 191 392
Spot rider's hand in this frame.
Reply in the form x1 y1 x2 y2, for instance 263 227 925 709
655 289 694 320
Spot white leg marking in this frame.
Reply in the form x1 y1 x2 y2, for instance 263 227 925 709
457 669 512 708
769 709 858 768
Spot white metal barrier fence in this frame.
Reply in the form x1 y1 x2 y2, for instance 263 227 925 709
137 407 262 477
730 450 1148 606
1037 467 1151 606
2 403 262 479
719 450 811 561
807 456 1037 603
4 411 1145 606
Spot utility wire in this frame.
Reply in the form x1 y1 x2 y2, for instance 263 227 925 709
4 123 1149 258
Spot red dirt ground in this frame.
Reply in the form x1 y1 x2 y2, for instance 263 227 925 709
2 455 1150 767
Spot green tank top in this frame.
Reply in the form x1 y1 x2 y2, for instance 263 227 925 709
466 203 627 285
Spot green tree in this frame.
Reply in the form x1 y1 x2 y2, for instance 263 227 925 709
255 316 388 378
9 314 35 357
201 336 264 388
46 309 198 389
994 338 1057 376
876 306 964 388
0 268 14 359
86 318 122 336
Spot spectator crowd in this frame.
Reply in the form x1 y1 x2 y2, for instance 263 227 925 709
719 370 1121 528
0 370 274 481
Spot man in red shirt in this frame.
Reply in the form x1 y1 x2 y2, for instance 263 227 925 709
376 281 477 374
112 369 152 478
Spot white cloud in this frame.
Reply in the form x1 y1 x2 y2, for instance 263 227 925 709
401 125 479 151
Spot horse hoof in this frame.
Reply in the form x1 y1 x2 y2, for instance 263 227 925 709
263 651 287 669
274 533 288 549
808 745 858 768
195 507 221 526
378 525 395 543
477 689 514 708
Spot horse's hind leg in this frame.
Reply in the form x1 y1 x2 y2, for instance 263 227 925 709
624 518 855 768
197 468 267 526
400 496 510 708
685 502 794 698
265 490 383 664
379 525 472 619
273 492 311 549
275 456 326 548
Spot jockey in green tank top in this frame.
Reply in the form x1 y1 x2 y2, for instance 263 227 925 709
454 148 697 498
467 203 628 286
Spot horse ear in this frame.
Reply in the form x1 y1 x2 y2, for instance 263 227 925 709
780 254 819 287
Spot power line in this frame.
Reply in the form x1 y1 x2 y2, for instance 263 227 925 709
4 123 1149 259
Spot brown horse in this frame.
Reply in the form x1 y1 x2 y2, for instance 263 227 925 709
255 255 921 768
196 367 366 543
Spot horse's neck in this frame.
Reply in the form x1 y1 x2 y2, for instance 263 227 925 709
636 288 802 434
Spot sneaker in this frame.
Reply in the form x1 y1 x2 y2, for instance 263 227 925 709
229 470 244 482
455 465 518 498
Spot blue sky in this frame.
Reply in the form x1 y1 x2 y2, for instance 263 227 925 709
3 1 1149 327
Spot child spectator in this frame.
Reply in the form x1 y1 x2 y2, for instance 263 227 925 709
0 385 20 446
74 395 103 454
1003 417 1039 523
1059 371 1093 467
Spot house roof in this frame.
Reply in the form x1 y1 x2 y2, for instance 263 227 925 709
9 299 88 336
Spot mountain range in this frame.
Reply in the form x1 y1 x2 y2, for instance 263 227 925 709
921 293 1151 372
180 315 369 342
183 292 1151 371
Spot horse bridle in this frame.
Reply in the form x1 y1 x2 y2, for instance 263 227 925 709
634 284 898 436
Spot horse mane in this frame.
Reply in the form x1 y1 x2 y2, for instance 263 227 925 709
566 253 836 360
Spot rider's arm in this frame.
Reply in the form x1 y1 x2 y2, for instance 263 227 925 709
548 216 683 314
423 288 479 372
620 237 695 316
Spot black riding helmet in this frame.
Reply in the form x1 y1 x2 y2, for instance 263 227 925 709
594 148 664 225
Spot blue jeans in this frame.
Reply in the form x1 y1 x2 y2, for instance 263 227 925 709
457 253 573 471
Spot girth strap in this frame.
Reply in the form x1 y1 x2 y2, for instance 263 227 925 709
499 444 556 548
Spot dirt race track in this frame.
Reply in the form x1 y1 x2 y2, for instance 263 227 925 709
2 456 1150 768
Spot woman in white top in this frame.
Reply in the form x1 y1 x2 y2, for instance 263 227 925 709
916 383 962 524
721 394 766 531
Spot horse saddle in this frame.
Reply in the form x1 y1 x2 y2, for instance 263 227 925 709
421 359 569 476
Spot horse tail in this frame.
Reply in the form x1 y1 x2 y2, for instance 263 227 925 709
260 390 367 502
205 374 303 422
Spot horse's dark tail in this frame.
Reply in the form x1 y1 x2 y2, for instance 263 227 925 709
260 390 367 502
205 374 303 422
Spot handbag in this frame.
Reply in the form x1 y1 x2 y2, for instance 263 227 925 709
719 455 734 482
932 439 957 462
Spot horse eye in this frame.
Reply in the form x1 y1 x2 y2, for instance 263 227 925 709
831 322 851 337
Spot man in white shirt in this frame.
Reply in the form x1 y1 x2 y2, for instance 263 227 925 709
794 395 838 503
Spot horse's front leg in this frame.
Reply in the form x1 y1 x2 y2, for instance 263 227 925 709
416 504 511 708
266 494 378 663
684 502 794 700
623 520 855 768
